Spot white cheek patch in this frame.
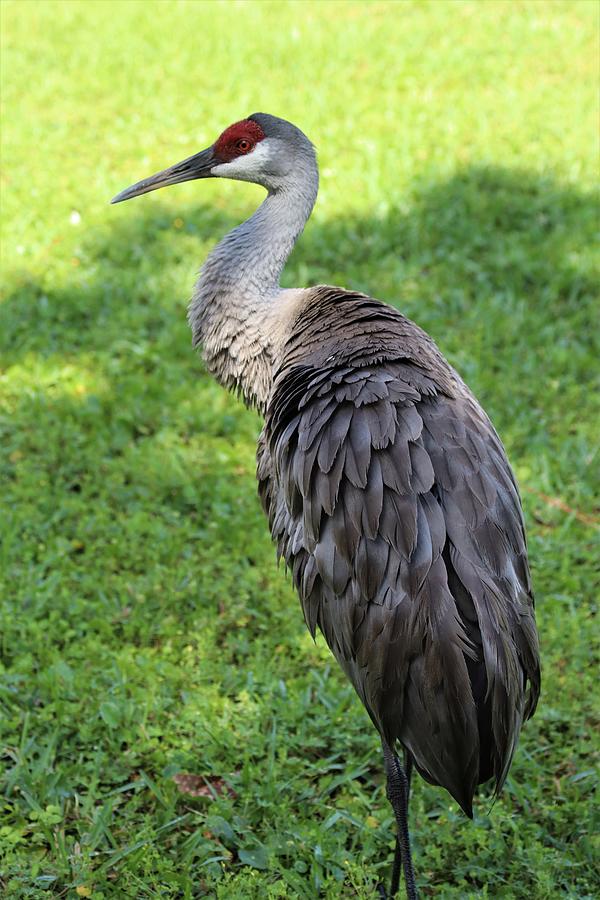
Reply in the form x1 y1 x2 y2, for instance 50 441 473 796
211 140 274 182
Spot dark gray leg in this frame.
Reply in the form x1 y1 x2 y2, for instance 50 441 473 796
403 748 413 797
382 741 417 900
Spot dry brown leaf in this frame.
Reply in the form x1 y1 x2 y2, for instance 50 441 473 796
523 485 599 528
172 772 236 798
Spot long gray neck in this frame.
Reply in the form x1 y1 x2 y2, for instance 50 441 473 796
188 171 318 411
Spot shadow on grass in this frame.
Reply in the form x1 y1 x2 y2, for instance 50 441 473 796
1 165 597 607
2 164 597 365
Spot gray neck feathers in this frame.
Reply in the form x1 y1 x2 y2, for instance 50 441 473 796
188 166 318 411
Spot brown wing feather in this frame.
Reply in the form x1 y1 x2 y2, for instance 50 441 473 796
258 287 540 816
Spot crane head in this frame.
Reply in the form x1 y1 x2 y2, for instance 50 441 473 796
111 113 315 204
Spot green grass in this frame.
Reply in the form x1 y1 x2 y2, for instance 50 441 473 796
1 1 599 897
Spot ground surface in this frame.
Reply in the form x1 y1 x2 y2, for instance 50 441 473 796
1 1 598 897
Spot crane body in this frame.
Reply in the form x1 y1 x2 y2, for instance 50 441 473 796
112 113 540 898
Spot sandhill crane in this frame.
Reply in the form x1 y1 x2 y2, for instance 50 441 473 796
112 113 540 899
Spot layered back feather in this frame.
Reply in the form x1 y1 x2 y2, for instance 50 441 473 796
257 286 540 815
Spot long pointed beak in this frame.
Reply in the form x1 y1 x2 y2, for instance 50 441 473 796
111 146 217 204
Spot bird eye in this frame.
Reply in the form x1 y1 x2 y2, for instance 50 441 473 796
237 139 251 153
